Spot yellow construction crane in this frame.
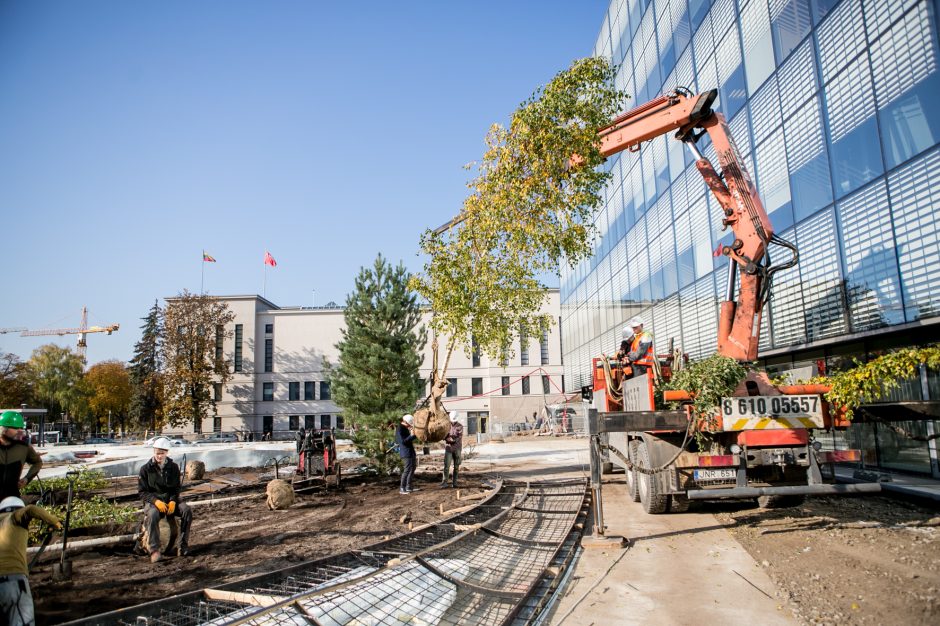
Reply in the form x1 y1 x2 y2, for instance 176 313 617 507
18 307 119 361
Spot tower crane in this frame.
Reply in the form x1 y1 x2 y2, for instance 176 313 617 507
18 307 119 361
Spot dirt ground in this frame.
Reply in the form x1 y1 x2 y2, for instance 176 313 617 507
30 462 486 625
713 494 940 625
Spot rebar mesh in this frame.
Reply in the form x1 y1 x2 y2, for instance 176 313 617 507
65 479 588 626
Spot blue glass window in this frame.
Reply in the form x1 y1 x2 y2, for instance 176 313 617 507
689 0 711 30
754 128 795 231
741 0 776 93
770 0 812 65
785 98 833 222
811 0 840 24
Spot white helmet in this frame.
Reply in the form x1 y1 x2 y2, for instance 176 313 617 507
449 410 459 423
622 326 632 339
0 496 25 512
152 437 173 451
402 414 414 425
629 317 644 328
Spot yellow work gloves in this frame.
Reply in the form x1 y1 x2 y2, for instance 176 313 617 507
167 501 176 516
154 500 168 514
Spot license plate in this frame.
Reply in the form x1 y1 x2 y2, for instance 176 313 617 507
720 395 825 430
694 468 736 481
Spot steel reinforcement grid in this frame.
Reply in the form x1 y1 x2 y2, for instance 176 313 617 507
63 478 589 626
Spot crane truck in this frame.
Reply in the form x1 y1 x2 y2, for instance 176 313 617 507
584 89 880 515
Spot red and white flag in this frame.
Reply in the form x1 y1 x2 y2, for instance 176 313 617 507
264 251 277 267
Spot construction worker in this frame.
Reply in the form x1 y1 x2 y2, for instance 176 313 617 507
0 411 42 501
295 427 306 454
138 437 193 562
441 411 463 489
616 318 654 377
396 415 417 495
0 496 61 626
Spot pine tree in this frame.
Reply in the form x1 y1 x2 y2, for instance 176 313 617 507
330 255 427 475
128 300 163 434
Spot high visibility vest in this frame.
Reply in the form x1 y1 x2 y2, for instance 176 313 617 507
630 331 654 366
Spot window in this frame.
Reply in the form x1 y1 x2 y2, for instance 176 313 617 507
215 326 223 362
213 416 221 433
304 415 317 430
336 415 345 430
289 382 300 401
471 377 483 396
471 335 481 367
447 378 458 397
213 383 222 402
540 330 550 365
264 339 273 373
319 381 331 400
262 382 274 402
520 329 529 366
501 376 510 396
265 323 274 334
542 375 551 395
234 324 243 372
304 381 315 401
288 415 299 430
522 376 530 395
320 415 331 430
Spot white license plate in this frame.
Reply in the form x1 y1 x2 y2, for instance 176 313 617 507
720 395 825 430
694 468 736 481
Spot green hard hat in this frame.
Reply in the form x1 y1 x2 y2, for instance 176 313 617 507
0 410 24 429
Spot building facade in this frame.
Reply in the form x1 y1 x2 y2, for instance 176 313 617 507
561 0 940 475
178 291 567 439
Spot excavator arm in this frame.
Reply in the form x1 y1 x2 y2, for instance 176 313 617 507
594 88 797 361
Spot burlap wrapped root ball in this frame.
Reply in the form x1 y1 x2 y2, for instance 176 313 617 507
266 479 295 510
185 460 205 481
413 407 450 443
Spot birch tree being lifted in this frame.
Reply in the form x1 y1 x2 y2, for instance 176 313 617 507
411 58 626 439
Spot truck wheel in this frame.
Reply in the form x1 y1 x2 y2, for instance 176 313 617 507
758 494 806 509
668 494 691 513
625 440 640 502
637 441 668 514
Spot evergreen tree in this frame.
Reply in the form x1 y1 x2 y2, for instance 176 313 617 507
330 255 427 475
128 301 163 434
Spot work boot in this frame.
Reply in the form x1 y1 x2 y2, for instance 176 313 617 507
176 545 190 557
439 482 449 489
408 487 421 493
150 551 162 563
399 489 409 495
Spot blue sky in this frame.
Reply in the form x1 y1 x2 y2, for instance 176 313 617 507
0 0 608 364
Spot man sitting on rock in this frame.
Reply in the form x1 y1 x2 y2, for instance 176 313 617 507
138 437 193 562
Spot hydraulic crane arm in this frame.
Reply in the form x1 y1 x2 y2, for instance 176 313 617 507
596 89 797 361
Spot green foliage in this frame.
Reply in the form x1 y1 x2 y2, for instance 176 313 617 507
23 469 109 495
413 57 628 359
822 345 940 420
0 351 34 408
26 344 88 423
663 354 748 439
29 496 138 544
129 301 164 432
85 360 132 433
161 291 234 428
329 255 427 475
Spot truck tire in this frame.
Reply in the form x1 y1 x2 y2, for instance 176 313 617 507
668 494 691 513
625 440 641 502
758 494 806 509
637 441 668 514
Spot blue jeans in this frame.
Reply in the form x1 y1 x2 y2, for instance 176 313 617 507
400 455 416 491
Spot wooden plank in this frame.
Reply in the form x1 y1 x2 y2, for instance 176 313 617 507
203 588 285 607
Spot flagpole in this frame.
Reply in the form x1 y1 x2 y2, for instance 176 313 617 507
201 252 205 294
263 264 267 298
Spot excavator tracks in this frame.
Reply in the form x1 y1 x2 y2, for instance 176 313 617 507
64 479 589 626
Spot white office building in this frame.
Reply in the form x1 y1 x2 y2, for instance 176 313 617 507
171 290 571 439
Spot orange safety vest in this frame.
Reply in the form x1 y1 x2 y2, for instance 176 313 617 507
629 331 655 366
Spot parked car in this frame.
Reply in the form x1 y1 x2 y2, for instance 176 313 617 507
83 437 118 445
194 432 239 444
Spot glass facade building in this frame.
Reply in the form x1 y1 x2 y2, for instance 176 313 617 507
562 0 940 394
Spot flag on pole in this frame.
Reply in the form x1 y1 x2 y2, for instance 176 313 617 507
203 251 217 263
264 251 277 267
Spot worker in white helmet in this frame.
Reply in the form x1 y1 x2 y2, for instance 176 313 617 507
396 415 418 495
615 317 655 377
137 437 194 562
0 496 61 626
440 411 463 489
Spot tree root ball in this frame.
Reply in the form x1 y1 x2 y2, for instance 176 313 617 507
186 460 206 480
413 408 450 443
266 479 295 510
